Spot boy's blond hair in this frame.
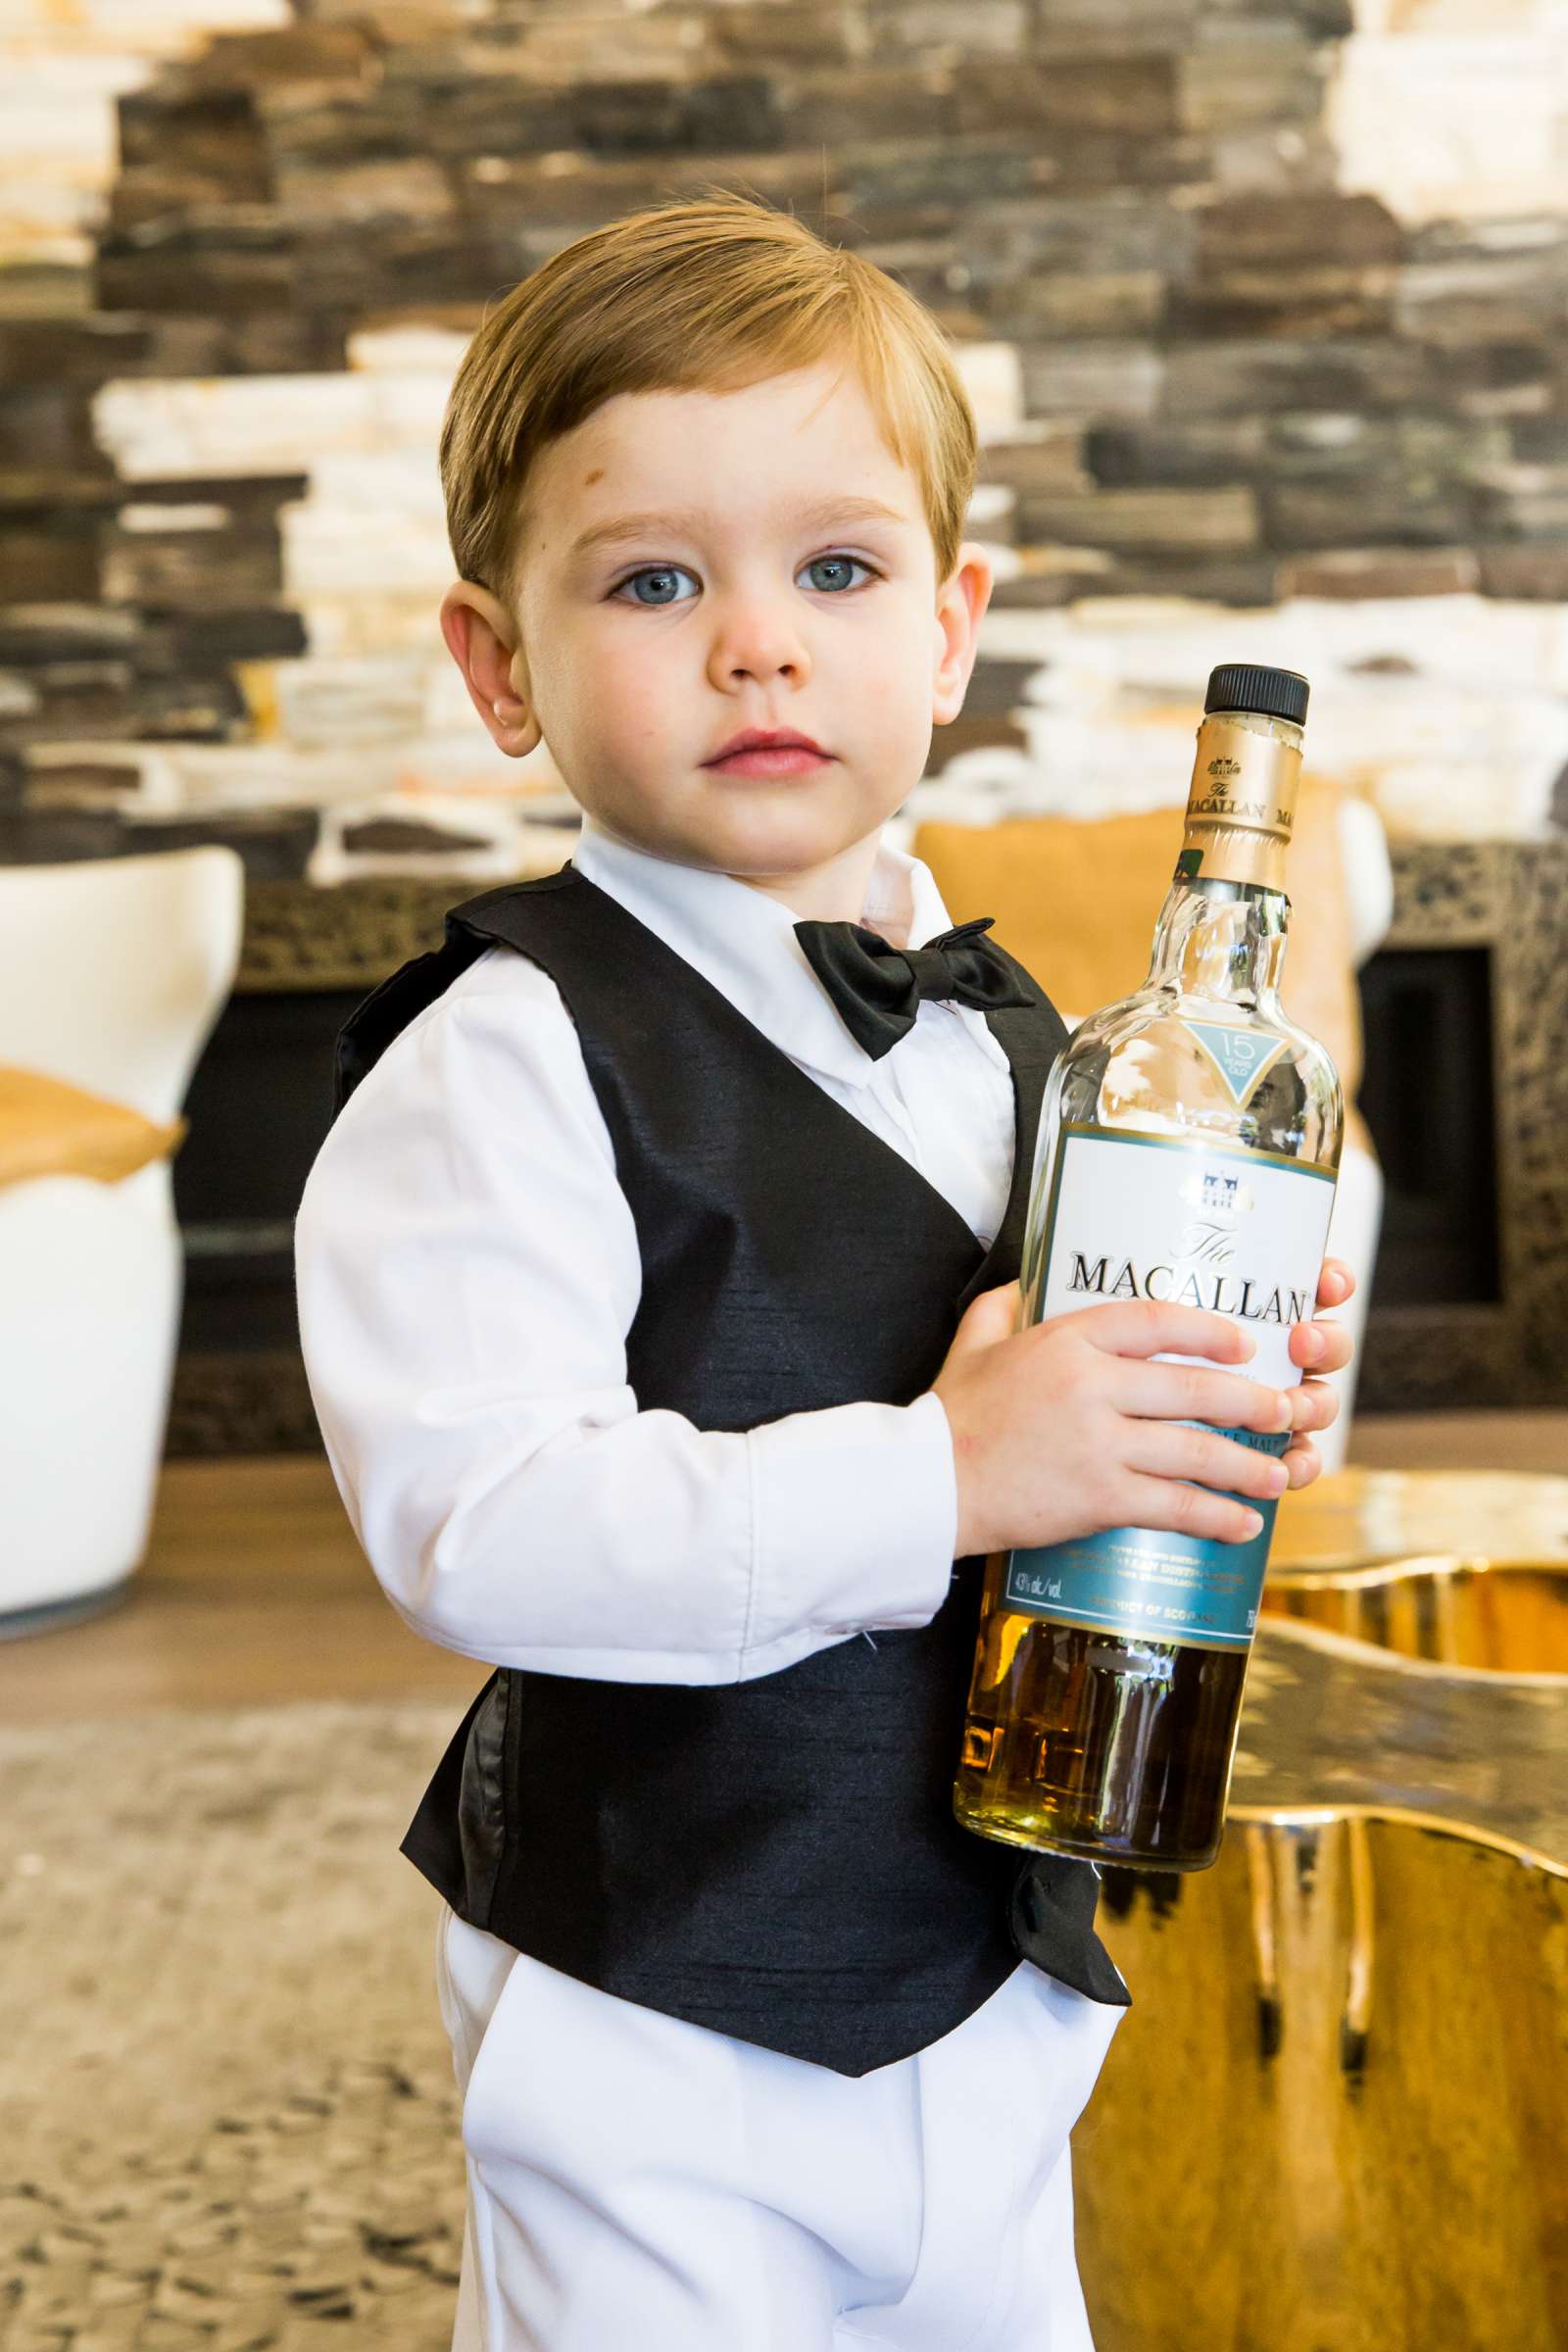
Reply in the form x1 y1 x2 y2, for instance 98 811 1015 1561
441 187 978 610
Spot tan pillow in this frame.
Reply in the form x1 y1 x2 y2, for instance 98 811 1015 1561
913 772 1373 1162
0 1064 186 1190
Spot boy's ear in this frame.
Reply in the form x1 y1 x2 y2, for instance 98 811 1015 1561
440 579 541 758
932 542 995 728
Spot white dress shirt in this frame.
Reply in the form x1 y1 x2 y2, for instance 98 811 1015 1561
293 815 1018 1685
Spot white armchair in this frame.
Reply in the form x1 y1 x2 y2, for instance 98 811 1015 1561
0 848 245 1632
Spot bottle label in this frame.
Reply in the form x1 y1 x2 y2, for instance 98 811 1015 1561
1180 717 1300 893
1006 1125 1338 1651
1183 1019 1288 1107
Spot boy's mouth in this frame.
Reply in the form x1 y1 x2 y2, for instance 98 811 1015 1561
704 727 833 777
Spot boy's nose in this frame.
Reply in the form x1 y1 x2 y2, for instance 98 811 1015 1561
706 604 811 691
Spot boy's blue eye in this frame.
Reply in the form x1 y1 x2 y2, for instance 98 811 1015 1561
801 554 872 593
610 554 875 606
616 564 695 608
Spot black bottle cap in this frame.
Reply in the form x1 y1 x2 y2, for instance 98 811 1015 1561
1203 662 1309 728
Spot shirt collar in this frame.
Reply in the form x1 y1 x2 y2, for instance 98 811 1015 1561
569 816 964 1090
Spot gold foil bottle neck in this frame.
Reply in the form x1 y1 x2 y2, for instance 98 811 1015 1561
1180 710 1303 893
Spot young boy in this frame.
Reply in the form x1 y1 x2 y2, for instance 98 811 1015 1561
294 190 1355 2351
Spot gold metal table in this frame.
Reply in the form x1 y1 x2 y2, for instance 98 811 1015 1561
1074 1469 1568 2352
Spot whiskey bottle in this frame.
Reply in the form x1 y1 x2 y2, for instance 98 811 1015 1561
953 662 1343 1871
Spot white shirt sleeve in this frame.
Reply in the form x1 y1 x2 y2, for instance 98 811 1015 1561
293 953 959 1685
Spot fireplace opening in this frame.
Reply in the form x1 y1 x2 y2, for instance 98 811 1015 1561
1355 945 1502 1309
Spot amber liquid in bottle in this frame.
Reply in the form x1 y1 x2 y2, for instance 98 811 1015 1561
953 665 1343 1871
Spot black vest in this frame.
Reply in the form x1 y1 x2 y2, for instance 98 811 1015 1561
333 861 1129 2076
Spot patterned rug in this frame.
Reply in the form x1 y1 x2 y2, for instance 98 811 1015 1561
1 1699 467 2351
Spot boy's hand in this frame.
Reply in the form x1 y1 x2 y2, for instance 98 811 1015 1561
1280 1254 1356 1492
932 1257 1357 1562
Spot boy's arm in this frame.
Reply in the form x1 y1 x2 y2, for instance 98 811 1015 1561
294 953 957 1685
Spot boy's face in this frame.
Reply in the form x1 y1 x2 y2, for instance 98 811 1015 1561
441 361 993 917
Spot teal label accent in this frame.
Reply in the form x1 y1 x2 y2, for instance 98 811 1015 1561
1183 1019 1287 1107
1004 1423 1289 1650
1175 848 1203 879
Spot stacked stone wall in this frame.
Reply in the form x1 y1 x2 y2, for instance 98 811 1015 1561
2 0 1566 871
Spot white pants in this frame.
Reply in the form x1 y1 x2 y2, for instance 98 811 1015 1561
435 1903 1121 2350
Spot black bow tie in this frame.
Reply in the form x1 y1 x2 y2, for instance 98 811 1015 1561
793 913 1036 1060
